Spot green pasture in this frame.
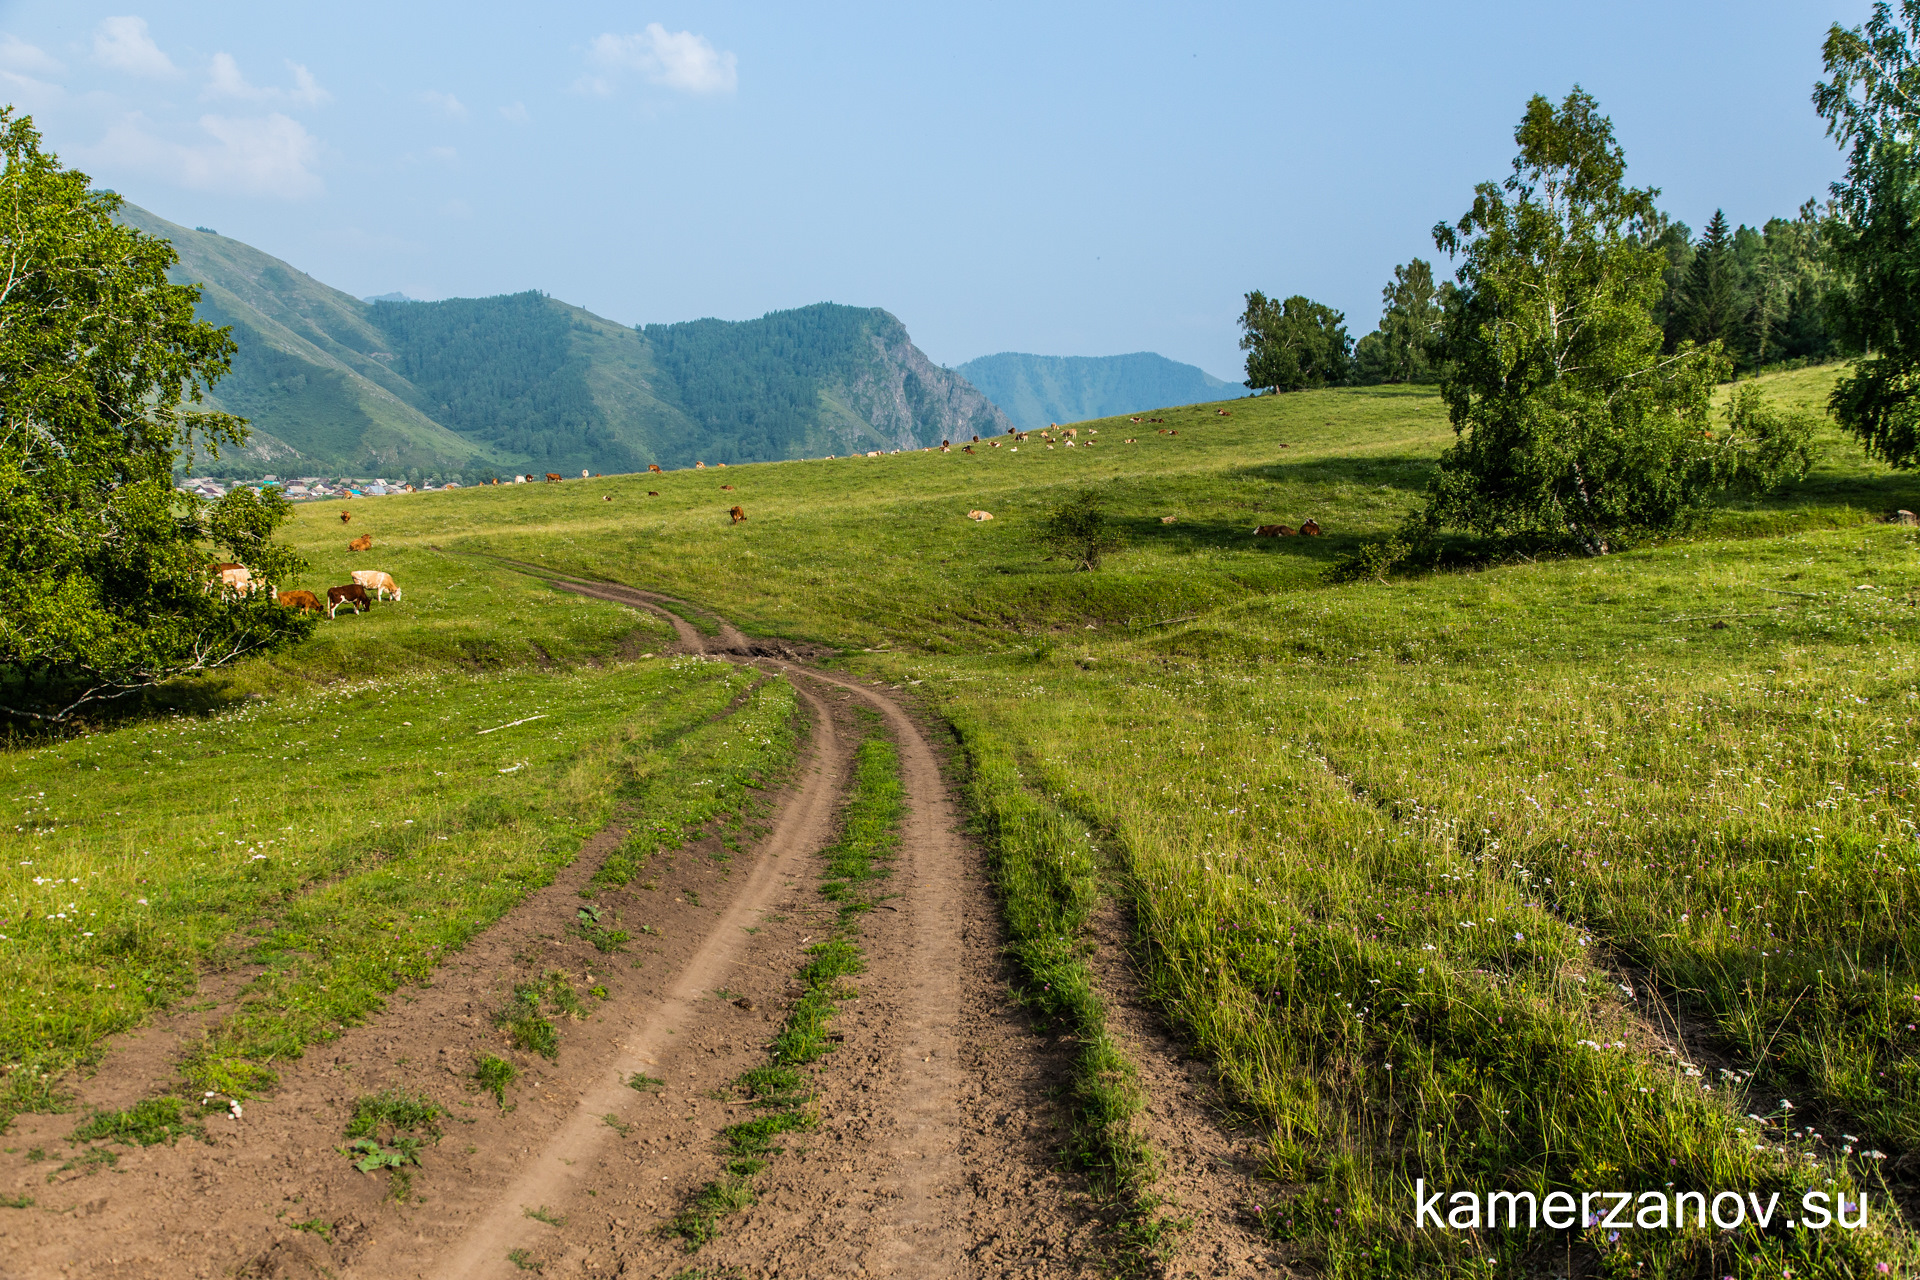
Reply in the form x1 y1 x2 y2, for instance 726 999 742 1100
9 361 1920 1272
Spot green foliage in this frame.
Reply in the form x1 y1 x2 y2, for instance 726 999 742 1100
1351 260 1447 385
474 1054 517 1106
205 486 305 589
0 112 312 723
69 1097 204 1147
626 1072 665 1091
1424 88 1733 555
494 972 581 1059
1238 292 1352 392
573 903 630 953
343 1089 443 1141
1817 3 1920 468
1717 382 1821 492
1041 489 1124 571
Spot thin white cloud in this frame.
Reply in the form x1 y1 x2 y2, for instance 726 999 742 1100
418 90 467 120
204 53 331 106
91 111 323 199
499 100 529 123
585 24 737 95
93 16 176 77
0 34 63 77
287 62 328 106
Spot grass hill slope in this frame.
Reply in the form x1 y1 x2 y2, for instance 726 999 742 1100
955 350 1248 431
118 204 1009 477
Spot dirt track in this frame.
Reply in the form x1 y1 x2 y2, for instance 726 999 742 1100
0 579 1275 1279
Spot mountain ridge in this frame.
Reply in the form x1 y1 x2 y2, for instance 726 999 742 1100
954 350 1247 431
116 203 1009 477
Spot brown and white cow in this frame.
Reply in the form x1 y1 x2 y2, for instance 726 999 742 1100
1254 524 1295 537
729 505 747 524
350 570 402 601
648 464 663 473
1300 519 1321 536
326 584 372 618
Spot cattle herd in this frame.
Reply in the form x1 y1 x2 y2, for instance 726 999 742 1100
213 528 404 620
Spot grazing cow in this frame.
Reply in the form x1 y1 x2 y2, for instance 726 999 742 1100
326 584 371 618
1064 427 1078 438
581 469 590 479
1300 519 1322 536
648 490 660 497
729 505 747 524
603 494 613 502
209 563 253 595
717 462 728 468
721 484 734 490
1169 430 1179 435
649 464 663 473
545 473 563 483
1161 515 1177 524
967 510 994 521
351 570 402 601
1254 524 1295 537
276 589 323 614
339 510 353 525
348 533 373 552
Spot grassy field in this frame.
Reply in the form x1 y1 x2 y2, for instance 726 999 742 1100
0 538 800 1128
8 361 1918 1274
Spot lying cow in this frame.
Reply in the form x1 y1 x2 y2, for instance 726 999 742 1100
326 584 372 618
350 570 402 601
348 533 373 552
276 589 323 614
1255 524 1296 537
967 510 993 521
649 464 663 473
1300 519 1321 536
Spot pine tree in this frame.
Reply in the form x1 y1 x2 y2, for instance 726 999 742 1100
1677 210 1749 352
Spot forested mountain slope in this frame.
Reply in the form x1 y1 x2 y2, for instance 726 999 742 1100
954 351 1247 431
117 204 1008 477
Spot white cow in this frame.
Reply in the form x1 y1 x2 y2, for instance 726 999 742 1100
350 570 402 601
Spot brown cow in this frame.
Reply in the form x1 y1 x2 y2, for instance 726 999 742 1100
1254 524 1295 537
648 490 660 496
649 464 663 473
339 510 353 524
348 533 373 552
1300 519 1322 536
326 583 371 618
545 472 563 483
1216 408 1231 416
729 505 746 524
721 484 734 490
277 589 323 614
603 494 613 502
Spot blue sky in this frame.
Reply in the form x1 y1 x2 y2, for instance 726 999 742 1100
0 1 1850 379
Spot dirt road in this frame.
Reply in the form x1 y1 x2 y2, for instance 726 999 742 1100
1 576 1273 1278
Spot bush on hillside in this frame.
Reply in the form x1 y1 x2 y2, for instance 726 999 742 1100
1042 490 1124 571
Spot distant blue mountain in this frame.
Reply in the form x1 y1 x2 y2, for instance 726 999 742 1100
954 351 1248 431
362 291 418 303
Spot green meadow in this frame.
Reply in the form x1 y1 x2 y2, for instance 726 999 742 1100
6 362 1918 1273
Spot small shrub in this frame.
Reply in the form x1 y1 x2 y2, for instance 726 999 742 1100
1042 490 1124 571
474 1055 517 1106
627 1072 665 1091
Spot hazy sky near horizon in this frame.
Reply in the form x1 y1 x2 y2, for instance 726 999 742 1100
0 1 1849 379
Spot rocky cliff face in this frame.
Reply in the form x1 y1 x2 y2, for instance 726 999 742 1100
834 313 1013 450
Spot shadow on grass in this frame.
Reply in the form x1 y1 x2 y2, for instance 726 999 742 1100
1229 452 1438 491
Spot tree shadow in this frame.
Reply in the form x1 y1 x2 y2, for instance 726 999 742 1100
1228 452 1438 491
0 673 253 745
